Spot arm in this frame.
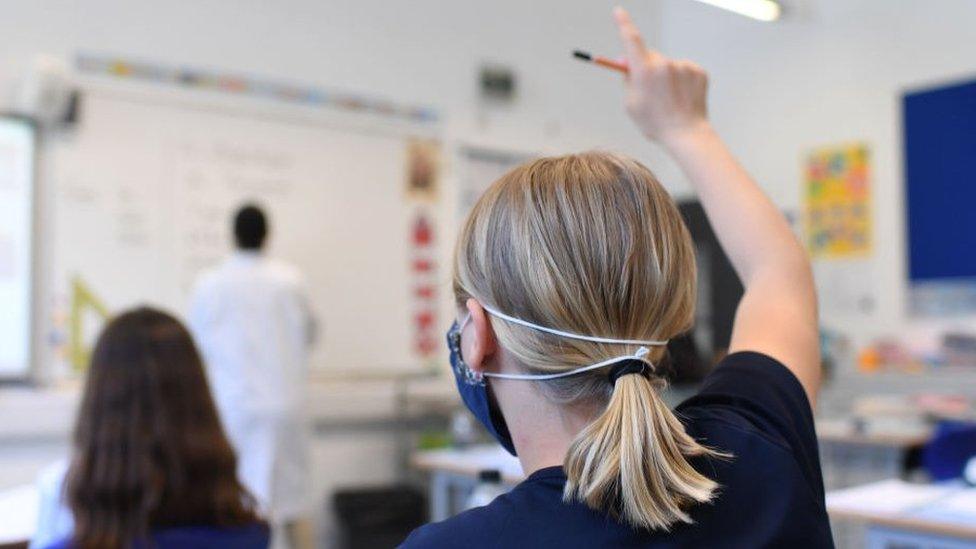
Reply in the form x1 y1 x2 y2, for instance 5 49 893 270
301 294 318 349
293 275 318 349
614 8 821 405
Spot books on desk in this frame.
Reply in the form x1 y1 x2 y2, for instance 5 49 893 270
411 444 524 484
827 479 976 538
913 488 976 524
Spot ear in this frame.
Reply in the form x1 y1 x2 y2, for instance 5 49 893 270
463 298 498 375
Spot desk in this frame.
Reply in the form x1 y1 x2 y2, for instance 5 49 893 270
816 419 931 490
411 445 523 521
827 479 976 549
0 484 38 547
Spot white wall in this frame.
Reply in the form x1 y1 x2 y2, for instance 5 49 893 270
1 1 674 381
2 2 973 351
0 0 675 386
655 0 976 347
0 4 667 543
3 0 973 364
0 0 667 159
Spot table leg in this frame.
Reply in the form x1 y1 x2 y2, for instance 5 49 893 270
430 471 451 523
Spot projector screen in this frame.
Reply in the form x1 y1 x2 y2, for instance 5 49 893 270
0 116 35 378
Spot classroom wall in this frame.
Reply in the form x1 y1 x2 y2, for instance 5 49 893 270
653 0 976 347
0 0 666 162
0 4 669 543
2 1 974 543
0 0 673 383
2 1 973 356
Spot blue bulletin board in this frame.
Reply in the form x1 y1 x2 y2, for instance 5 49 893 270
904 78 976 281
904 77 976 314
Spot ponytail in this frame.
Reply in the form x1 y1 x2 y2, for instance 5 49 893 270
563 374 723 530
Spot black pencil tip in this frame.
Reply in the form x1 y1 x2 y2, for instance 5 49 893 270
572 50 592 61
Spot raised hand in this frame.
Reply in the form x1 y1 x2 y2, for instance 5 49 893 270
613 7 710 144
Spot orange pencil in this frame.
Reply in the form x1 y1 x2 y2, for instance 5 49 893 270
573 50 629 74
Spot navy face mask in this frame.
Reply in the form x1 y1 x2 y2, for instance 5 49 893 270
447 317 517 455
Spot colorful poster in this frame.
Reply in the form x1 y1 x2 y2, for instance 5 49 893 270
404 139 440 201
409 211 438 361
404 138 441 364
804 144 872 258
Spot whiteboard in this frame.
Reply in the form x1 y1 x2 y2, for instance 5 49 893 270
0 117 35 379
48 89 443 374
456 145 535 220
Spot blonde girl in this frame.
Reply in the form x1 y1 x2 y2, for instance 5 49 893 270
402 7 832 548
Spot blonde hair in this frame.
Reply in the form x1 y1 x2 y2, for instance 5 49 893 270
453 151 723 530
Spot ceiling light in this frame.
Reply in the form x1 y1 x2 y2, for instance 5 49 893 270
692 0 782 22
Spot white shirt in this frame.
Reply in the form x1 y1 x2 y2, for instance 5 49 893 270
188 251 316 520
189 251 315 417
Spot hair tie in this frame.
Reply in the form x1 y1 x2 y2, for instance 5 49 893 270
608 359 648 385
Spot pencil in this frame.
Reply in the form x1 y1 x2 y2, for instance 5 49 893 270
573 50 629 74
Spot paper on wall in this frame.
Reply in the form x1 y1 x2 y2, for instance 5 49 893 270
804 144 872 259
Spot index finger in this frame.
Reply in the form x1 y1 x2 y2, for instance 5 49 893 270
613 7 649 67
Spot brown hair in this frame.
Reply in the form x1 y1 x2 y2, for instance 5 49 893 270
66 306 261 549
454 151 723 530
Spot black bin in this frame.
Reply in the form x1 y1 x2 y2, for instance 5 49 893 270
333 485 428 549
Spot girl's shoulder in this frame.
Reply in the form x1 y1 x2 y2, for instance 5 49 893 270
150 522 270 549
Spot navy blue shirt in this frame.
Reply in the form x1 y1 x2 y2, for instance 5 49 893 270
43 523 269 549
401 352 834 548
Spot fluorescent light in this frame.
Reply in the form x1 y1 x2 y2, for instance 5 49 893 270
692 0 782 22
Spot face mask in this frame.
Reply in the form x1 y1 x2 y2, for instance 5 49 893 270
447 304 670 456
448 317 517 455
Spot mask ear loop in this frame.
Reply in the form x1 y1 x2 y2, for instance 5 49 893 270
484 346 655 381
480 304 668 346
456 303 667 382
